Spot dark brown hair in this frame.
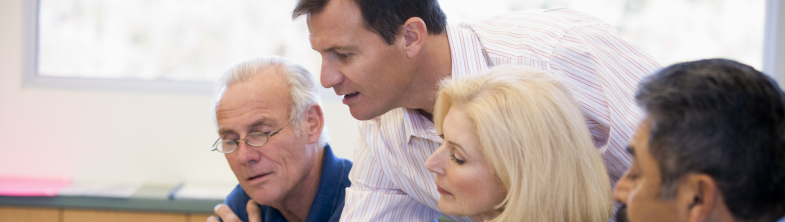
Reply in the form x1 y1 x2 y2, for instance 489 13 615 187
293 0 447 45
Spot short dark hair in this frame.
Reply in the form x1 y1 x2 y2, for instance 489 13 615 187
636 59 785 220
293 0 447 45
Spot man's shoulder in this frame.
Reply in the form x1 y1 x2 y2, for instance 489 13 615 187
462 8 612 30
336 157 353 188
455 8 620 64
337 157 353 169
458 8 616 45
324 144 353 168
323 144 353 187
330 152 354 177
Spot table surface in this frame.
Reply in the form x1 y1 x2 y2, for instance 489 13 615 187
0 195 222 214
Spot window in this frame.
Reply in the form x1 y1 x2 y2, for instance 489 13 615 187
30 0 767 90
441 0 766 71
36 0 316 84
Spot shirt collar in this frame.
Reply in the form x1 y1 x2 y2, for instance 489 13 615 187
400 24 489 144
256 144 347 222
303 144 349 222
402 108 443 144
445 23 490 80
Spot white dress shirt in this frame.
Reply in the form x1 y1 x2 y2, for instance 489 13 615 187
340 8 661 222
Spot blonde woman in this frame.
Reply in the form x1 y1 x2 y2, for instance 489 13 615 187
425 66 613 222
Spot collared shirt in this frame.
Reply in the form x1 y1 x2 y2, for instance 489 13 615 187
339 8 661 222
224 144 352 222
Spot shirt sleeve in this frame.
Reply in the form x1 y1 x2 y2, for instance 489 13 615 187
339 129 442 222
548 24 661 184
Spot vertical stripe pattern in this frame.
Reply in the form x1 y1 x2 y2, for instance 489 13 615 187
340 8 661 222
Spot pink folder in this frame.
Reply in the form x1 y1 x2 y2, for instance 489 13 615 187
0 176 71 197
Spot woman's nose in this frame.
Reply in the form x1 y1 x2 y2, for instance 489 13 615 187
426 145 447 175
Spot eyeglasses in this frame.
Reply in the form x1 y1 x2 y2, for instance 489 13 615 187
211 117 295 153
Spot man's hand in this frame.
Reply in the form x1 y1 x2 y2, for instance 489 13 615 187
245 200 261 222
206 200 262 222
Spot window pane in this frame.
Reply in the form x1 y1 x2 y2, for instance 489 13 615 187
38 0 317 82
37 0 765 83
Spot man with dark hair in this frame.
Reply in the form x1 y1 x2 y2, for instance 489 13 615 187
295 0 661 221
613 59 785 222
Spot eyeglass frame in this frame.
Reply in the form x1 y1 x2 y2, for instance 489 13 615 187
210 116 295 153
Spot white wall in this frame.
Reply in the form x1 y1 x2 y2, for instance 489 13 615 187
1 0 783 185
0 0 359 185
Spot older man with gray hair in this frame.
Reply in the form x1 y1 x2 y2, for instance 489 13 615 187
207 57 352 222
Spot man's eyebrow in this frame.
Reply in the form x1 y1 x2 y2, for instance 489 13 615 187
218 118 273 136
626 145 636 156
318 45 354 53
218 128 236 136
323 46 344 53
248 118 273 130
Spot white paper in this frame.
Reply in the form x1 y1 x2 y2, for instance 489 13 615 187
171 183 236 200
58 181 140 198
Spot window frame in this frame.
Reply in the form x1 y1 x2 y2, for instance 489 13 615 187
764 0 784 81
23 0 783 94
23 0 215 95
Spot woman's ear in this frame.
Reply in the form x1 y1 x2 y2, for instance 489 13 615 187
400 17 428 59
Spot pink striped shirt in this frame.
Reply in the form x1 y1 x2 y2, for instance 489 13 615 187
340 8 661 222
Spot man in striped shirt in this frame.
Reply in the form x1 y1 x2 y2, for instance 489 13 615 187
295 0 661 221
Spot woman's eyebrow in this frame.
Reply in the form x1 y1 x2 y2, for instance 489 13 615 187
448 141 471 158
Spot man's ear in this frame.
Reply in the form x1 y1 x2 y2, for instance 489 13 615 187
400 17 428 58
681 174 721 222
303 103 324 144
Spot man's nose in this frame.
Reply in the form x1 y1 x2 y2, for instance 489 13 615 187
320 59 344 89
613 171 632 204
425 146 446 175
236 141 262 164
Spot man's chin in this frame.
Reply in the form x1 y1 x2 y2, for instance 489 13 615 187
243 185 279 206
616 205 631 222
349 106 387 121
248 191 277 206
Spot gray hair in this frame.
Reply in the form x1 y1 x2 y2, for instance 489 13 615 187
212 56 329 148
636 59 785 220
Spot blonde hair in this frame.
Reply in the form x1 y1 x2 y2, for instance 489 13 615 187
433 66 612 222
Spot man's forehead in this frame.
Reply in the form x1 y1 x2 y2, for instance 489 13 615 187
632 118 653 146
306 0 364 47
224 72 286 102
216 72 291 126
309 0 358 21
216 97 279 119
627 118 654 165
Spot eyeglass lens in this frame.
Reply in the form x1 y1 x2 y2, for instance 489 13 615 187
215 132 270 153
